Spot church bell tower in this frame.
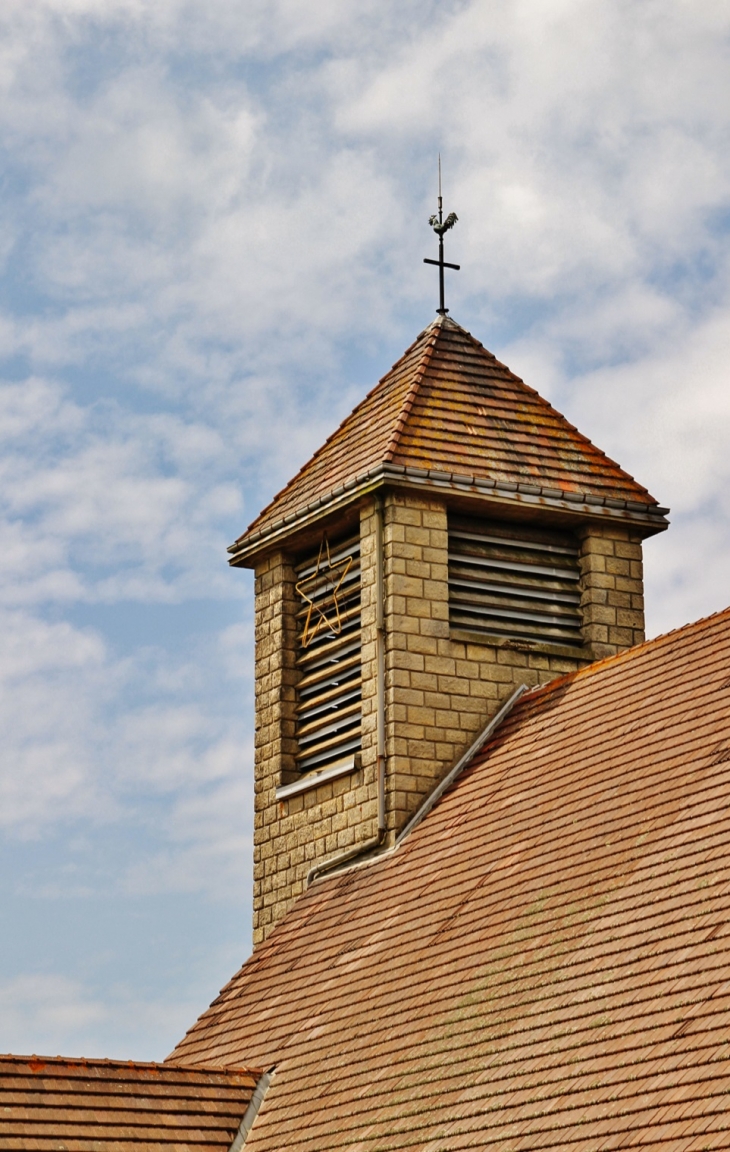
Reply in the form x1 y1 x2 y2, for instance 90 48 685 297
229 315 669 945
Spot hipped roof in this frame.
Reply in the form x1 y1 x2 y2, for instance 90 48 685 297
171 604 730 1152
0 1055 260 1151
231 316 667 561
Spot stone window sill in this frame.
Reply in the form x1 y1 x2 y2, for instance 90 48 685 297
275 756 360 801
449 627 590 662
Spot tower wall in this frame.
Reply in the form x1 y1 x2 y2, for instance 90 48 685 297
251 489 647 945
252 516 381 945
382 491 592 834
579 525 645 656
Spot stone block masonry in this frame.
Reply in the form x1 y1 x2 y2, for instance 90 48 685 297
381 491 599 838
252 517 380 946
252 492 647 945
252 550 297 945
578 524 645 657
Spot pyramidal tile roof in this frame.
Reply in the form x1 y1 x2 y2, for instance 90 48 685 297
169 605 730 1152
232 316 666 558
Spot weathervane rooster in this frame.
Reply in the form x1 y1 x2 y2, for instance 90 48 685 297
429 211 458 237
423 156 460 315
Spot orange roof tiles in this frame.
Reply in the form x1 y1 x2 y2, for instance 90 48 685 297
171 605 730 1152
0 1055 260 1150
233 316 665 557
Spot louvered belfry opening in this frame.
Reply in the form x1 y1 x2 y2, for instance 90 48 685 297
294 532 362 776
448 515 583 647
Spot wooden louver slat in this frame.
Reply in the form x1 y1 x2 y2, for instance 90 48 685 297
448 516 583 647
295 533 362 774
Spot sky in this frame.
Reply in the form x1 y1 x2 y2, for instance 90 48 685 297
0 0 729 1061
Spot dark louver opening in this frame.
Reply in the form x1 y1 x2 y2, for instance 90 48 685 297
295 533 362 774
448 516 583 647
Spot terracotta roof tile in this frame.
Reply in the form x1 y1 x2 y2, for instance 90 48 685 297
0 1055 260 1150
235 316 662 553
171 606 730 1151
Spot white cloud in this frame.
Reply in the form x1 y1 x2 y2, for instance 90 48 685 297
0 973 198 1061
0 975 106 1056
0 0 728 1060
0 376 245 606
562 306 730 636
0 0 726 849
0 610 109 830
121 771 251 899
565 308 730 511
0 604 251 901
332 0 730 326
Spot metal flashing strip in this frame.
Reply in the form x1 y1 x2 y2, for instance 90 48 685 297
305 684 530 890
228 1069 273 1152
396 684 529 846
275 756 357 801
229 463 670 564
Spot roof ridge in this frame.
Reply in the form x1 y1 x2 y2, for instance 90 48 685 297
0 1052 260 1073
383 319 443 463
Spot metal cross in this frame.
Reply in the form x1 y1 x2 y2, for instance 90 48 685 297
423 156 459 315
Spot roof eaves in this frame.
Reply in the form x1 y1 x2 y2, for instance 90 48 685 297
228 463 388 564
228 462 670 564
0 1055 263 1152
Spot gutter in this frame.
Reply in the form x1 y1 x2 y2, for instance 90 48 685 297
228 1068 274 1151
307 496 387 887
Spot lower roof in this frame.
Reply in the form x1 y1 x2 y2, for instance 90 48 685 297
0 1054 260 1151
171 604 730 1152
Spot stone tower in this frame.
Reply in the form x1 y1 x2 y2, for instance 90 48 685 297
229 316 668 944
